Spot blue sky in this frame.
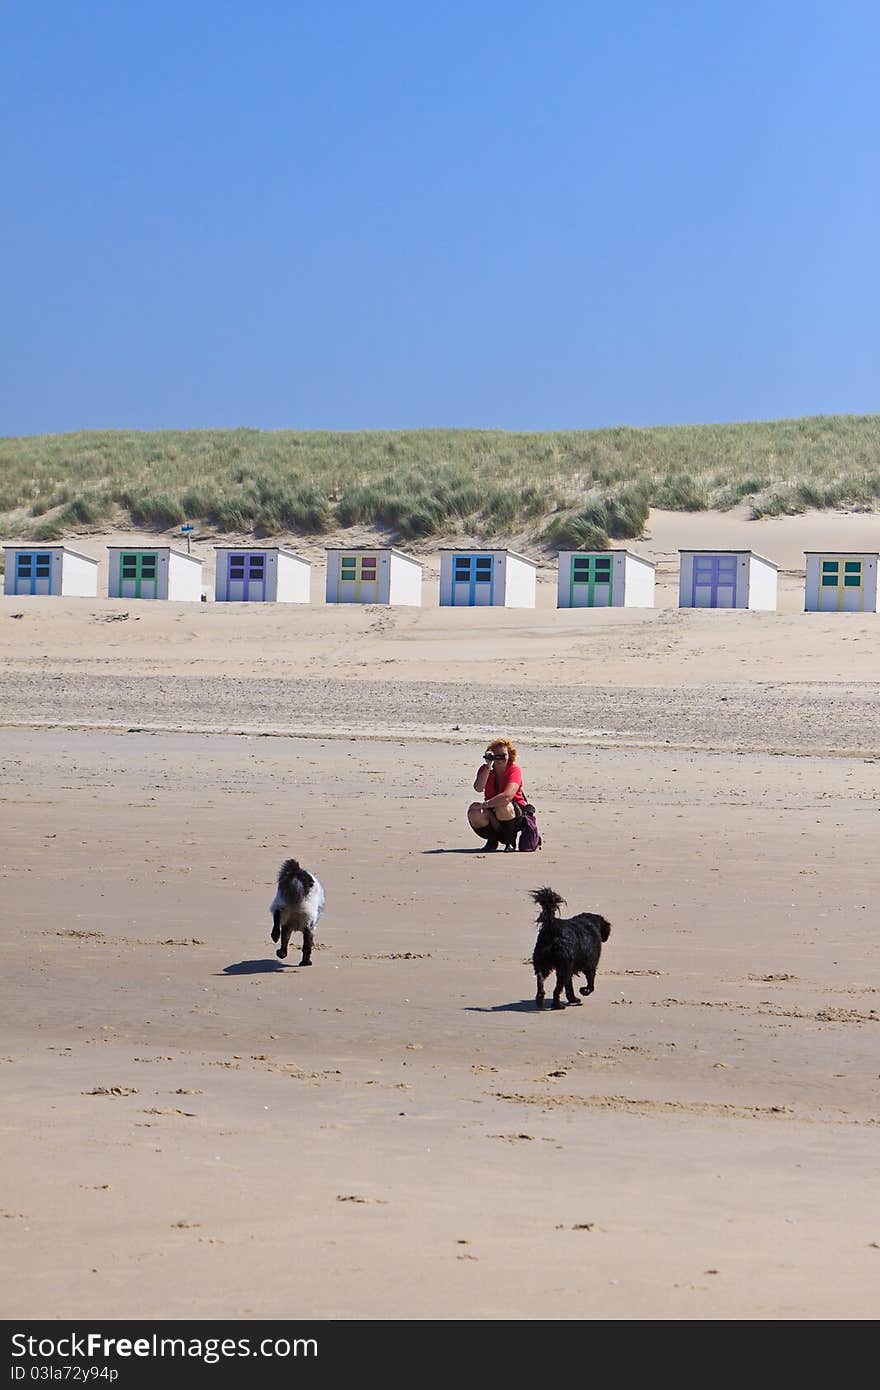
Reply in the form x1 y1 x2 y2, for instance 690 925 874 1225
2 1 878 435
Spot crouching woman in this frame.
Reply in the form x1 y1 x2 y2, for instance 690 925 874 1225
468 737 527 852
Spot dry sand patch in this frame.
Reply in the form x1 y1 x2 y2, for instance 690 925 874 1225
2 711 879 1319
3 510 880 1318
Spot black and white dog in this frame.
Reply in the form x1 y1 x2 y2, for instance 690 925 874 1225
270 859 325 966
531 886 611 1010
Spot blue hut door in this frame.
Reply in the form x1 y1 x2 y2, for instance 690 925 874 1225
570 554 613 606
14 551 52 595
819 558 863 611
452 554 494 605
338 554 379 602
227 552 266 601
691 555 737 608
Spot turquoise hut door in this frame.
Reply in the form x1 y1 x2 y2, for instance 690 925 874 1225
819 558 864 611
570 554 613 606
14 551 52 595
451 554 493 605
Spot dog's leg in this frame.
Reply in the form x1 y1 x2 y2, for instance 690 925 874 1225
552 971 566 1010
299 924 313 967
535 972 546 1010
579 968 596 997
277 920 293 960
565 974 581 1005
271 909 281 944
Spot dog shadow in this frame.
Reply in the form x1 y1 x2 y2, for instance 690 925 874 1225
220 958 293 975
464 1001 537 1014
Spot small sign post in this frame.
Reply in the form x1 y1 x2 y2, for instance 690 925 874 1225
180 523 194 555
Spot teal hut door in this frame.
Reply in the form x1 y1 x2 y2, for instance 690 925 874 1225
451 554 494 605
14 551 52 595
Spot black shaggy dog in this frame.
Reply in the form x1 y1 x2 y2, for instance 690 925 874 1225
270 859 325 966
530 887 611 1010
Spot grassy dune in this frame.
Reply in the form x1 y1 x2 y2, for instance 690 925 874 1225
2 416 880 552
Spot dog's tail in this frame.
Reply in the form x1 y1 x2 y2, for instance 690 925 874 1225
530 886 565 920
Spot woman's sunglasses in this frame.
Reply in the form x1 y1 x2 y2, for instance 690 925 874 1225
484 752 508 761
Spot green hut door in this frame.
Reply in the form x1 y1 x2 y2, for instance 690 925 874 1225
570 554 614 607
820 558 864 611
119 552 159 599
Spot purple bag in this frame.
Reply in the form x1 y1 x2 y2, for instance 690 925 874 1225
518 803 542 852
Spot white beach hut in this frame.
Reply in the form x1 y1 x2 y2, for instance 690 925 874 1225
804 552 880 612
107 545 203 601
3 544 98 597
214 547 311 603
678 550 777 611
556 550 656 608
324 547 423 605
438 549 538 608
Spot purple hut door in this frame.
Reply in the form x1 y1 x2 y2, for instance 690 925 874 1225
691 555 737 608
227 553 267 601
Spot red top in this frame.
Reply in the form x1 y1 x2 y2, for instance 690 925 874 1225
485 762 527 807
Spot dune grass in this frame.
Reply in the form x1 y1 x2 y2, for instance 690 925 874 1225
2 416 880 551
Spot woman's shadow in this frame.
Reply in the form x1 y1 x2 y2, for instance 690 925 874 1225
422 847 497 854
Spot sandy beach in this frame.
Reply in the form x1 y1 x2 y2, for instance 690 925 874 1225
2 508 879 1320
